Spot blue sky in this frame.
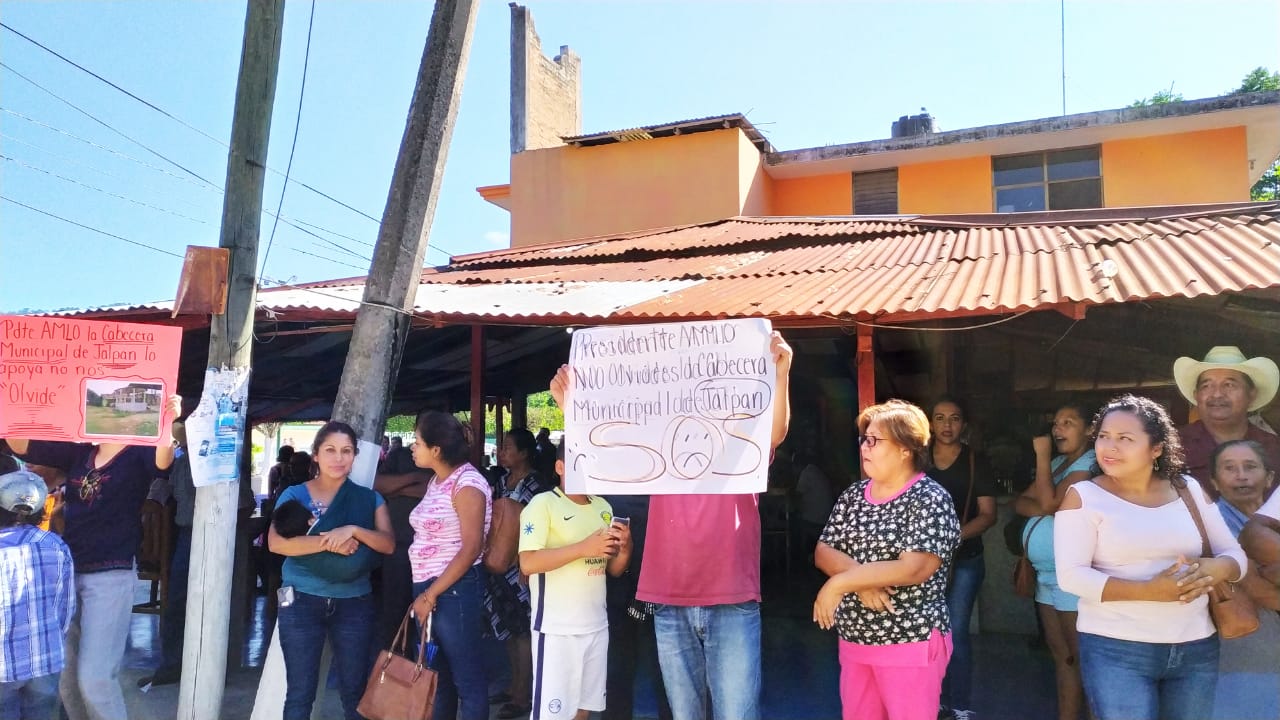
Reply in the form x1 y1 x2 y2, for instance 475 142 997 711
1 0 1276 313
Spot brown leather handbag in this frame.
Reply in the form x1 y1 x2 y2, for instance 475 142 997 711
1013 516 1047 598
357 610 438 720
1176 486 1260 640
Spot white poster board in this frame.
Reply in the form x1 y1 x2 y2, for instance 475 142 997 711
564 319 776 495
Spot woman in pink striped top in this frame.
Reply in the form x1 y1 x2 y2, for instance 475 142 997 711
408 411 492 720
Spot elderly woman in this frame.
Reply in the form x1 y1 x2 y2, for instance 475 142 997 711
1015 402 1097 720
1207 440 1280 720
813 399 961 720
269 421 394 720
409 411 493 720
1056 395 1247 720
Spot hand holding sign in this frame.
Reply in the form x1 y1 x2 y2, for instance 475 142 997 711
559 319 781 495
0 316 183 446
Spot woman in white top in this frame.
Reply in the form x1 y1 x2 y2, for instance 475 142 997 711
1055 394 1247 720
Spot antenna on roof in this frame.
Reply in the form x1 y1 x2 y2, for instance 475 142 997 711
1061 0 1067 115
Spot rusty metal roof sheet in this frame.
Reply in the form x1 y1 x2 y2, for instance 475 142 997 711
561 113 776 154
49 203 1280 327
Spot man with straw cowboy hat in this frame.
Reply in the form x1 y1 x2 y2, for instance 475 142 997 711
1175 345 1280 491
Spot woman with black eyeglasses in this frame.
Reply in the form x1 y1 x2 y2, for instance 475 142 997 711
813 399 961 720
5 394 181 720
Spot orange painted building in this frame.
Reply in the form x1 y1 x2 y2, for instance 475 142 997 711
483 92 1280 248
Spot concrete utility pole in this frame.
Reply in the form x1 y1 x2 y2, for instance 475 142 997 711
179 2 282 718
331 0 480 478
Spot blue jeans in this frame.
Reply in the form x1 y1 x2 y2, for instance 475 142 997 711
278 591 375 720
157 525 192 677
0 672 60 720
414 567 488 720
1079 633 1219 720
942 551 984 710
653 602 761 720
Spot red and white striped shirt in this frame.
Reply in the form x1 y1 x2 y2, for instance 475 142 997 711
408 464 492 583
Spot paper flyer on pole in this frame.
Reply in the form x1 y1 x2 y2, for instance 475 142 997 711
0 315 182 446
187 366 251 487
563 318 777 495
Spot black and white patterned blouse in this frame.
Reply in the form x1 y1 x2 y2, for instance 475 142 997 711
819 474 960 645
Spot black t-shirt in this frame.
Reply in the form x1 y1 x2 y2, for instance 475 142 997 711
928 445 997 558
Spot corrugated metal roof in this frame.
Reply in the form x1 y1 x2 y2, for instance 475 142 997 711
561 113 776 154
49 203 1280 327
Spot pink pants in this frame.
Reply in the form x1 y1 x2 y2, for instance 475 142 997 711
838 631 952 720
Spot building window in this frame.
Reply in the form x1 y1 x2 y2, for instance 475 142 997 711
993 147 1101 212
853 169 898 214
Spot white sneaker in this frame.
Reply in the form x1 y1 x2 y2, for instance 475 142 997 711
952 710 976 720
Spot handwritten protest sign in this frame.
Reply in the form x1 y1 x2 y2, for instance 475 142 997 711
0 315 182 446
563 318 776 495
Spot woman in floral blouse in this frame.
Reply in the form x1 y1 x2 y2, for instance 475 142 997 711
814 399 961 720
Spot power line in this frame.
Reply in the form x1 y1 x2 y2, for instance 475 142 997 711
0 140 379 264
2 106 397 262
1 21 228 148
1 192 369 276
2 154 208 223
1 194 186 258
261 0 316 279
0 106 219 192
0 61 222 189
1 22 383 226
0 22 461 259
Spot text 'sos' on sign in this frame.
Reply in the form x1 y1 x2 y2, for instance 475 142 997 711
0 316 182 446
563 318 777 495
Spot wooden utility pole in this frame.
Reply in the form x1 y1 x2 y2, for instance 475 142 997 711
179 2 282 718
331 0 479 479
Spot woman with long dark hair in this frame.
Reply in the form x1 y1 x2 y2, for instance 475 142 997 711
1014 402 1096 720
484 427 551 718
1056 395 1246 720
269 421 394 720
927 397 997 720
409 411 492 720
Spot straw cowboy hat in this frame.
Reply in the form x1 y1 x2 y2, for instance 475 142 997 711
1174 346 1279 412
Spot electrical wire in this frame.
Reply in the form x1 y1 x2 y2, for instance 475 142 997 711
1 153 209 223
259 0 316 279
0 23 459 259
1 61 223 189
1 194 186 258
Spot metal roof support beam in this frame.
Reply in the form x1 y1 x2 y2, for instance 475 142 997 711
470 325 486 466
856 323 875 413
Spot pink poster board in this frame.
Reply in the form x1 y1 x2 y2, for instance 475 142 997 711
0 316 183 446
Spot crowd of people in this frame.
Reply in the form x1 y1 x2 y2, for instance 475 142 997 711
5 339 1280 720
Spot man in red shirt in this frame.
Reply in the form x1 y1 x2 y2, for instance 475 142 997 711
1174 346 1280 494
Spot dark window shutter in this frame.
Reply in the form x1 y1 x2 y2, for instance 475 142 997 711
853 169 898 215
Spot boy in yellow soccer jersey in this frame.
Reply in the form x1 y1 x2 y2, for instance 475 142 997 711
519 444 633 720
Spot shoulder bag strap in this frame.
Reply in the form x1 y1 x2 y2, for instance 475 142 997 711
1022 515 1048 556
960 449 976 525
1175 484 1213 558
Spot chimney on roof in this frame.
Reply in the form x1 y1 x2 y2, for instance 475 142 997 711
891 109 935 139
510 3 582 154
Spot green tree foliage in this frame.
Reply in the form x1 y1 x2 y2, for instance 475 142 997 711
1129 86 1183 107
387 390 565 441
1232 67 1280 200
1130 69 1280 200
1234 67 1280 94
86 389 103 407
